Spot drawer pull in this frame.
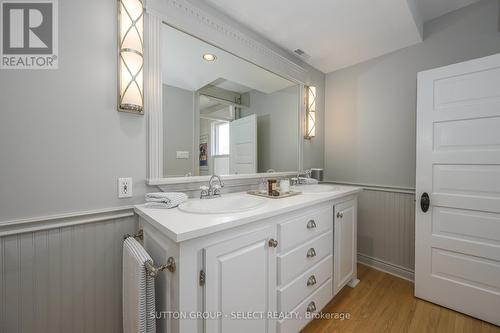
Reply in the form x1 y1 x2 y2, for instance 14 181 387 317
268 238 278 248
306 301 317 313
306 219 317 229
306 248 316 258
306 275 317 286
336 211 344 219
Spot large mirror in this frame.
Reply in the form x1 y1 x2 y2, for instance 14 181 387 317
160 24 301 179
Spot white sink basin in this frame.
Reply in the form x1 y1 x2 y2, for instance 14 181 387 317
292 184 342 194
178 195 266 214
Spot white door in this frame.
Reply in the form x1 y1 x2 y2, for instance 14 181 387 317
229 114 257 174
415 53 500 326
333 199 357 295
204 225 277 333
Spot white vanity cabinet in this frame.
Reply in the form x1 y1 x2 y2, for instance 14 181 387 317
204 224 277 333
333 198 358 294
135 189 361 333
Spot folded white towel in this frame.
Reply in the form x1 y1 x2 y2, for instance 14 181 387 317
144 192 188 209
299 177 319 184
144 202 177 209
123 237 156 333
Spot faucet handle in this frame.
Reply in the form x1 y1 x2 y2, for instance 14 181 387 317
200 185 209 191
212 184 222 196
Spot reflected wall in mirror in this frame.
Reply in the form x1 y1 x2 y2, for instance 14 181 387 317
161 24 300 178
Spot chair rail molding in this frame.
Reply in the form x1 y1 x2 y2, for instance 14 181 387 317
143 0 308 185
0 206 135 236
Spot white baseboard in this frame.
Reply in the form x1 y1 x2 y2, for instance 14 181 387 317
358 253 414 282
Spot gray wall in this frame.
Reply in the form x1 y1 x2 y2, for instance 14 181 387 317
325 0 500 188
0 0 150 222
162 84 194 177
324 0 500 274
357 189 415 280
0 215 137 333
242 86 299 172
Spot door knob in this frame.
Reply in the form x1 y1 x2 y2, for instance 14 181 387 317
420 192 430 213
268 238 278 248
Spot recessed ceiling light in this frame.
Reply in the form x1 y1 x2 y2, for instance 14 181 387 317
202 53 217 62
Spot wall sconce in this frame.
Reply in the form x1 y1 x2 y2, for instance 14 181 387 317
118 0 144 114
305 86 317 139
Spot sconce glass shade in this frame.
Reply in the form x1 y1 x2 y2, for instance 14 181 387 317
118 0 144 113
305 86 317 139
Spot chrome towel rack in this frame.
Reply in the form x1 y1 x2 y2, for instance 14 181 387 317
124 229 176 277
123 229 143 241
145 257 176 277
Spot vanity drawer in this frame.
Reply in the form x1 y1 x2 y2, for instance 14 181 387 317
278 205 333 253
278 231 332 285
278 255 332 313
277 279 332 333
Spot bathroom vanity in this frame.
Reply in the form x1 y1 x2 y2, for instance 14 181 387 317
136 6 363 332
135 185 361 333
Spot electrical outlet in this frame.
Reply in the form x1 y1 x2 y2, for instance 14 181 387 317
176 151 190 159
118 177 133 198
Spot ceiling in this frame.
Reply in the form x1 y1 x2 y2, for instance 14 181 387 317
203 0 480 73
161 24 295 94
418 0 479 22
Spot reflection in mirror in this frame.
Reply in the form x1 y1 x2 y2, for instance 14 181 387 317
161 24 299 178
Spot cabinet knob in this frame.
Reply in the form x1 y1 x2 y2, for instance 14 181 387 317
307 275 317 286
306 219 317 229
306 301 317 313
268 238 278 248
306 247 316 258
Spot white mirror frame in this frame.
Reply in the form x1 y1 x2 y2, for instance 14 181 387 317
144 0 309 187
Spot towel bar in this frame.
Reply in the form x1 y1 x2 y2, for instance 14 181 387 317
145 257 176 276
124 230 176 276
123 229 143 241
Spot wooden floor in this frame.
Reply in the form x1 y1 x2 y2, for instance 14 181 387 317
302 264 500 333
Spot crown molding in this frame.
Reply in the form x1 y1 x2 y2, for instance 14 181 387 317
146 0 308 83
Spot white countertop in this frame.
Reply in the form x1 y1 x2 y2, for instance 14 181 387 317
134 185 362 242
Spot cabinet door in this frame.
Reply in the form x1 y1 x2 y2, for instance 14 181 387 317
204 225 277 333
333 199 357 295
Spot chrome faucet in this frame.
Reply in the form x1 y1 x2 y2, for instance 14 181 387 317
200 175 225 199
291 169 312 186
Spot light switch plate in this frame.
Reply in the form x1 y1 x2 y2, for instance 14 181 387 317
176 151 190 159
118 177 133 198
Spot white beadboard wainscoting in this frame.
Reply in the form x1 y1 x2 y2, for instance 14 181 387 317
328 182 416 281
0 208 137 333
